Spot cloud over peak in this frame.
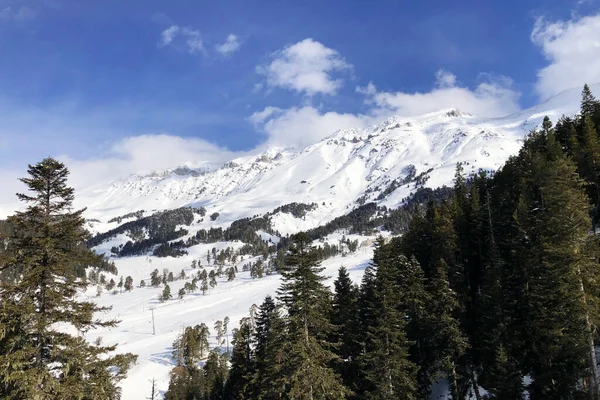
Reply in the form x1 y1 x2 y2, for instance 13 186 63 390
532 14 600 100
257 38 352 96
357 71 520 118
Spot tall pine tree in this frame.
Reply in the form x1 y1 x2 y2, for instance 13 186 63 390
0 158 136 399
277 232 349 399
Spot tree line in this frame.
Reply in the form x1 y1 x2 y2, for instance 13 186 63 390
180 85 600 399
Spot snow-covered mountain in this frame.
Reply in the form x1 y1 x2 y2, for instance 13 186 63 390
79 84 593 235
3 85 596 400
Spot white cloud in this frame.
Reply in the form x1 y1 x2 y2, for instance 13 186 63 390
158 25 204 54
0 134 242 217
257 38 352 96
357 70 520 118
250 106 371 149
216 34 241 56
250 68 521 150
62 134 237 192
248 106 283 125
435 69 457 88
532 14 600 100
159 25 180 46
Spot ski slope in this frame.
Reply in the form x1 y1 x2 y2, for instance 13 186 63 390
83 238 376 399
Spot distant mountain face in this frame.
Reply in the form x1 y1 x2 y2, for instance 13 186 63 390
30 85 596 235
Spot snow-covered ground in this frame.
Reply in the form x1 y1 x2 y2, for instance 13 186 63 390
83 241 375 399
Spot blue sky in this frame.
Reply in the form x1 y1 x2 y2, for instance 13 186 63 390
0 0 599 192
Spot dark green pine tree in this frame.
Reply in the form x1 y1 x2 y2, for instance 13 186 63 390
124 275 134 292
581 83 599 119
476 191 523 399
0 158 137 399
331 266 361 388
514 129 599 399
160 284 172 302
360 242 418 400
251 295 286 400
577 115 600 209
277 232 350 399
204 349 228 400
223 320 254 399
424 261 469 400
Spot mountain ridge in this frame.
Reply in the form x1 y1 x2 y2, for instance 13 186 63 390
78 84 599 231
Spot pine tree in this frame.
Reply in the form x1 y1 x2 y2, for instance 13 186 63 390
359 243 418 399
581 83 598 118
204 349 228 399
150 269 161 287
160 284 172 302
424 262 468 399
477 190 524 399
124 275 134 292
331 266 361 388
223 321 254 399
0 157 137 399
277 232 350 399
201 276 209 295
511 129 598 398
251 296 286 400
209 270 217 288
214 320 224 349
227 267 236 281
577 115 600 209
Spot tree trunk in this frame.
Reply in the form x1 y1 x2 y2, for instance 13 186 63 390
469 367 483 400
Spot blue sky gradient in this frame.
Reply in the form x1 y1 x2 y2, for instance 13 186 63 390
0 0 599 181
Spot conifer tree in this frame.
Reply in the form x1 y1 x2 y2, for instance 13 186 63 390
223 321 254 399
150 269 161 287
201 275 209 295
512 127 599 398
124 275 134 292
251 296 286 399
209 270 217 288
277 232 349 399
359 243 418 399
581 83 598 118
160 284 172 302
331 266 361 388
204 349 228 399
424 262 468 399
0 157 137 399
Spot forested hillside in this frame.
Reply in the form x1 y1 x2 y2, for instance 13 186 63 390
167 86 600 399
2 85 600 400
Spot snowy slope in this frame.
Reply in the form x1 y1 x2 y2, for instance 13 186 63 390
75 84 597 236
84 239 377 399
